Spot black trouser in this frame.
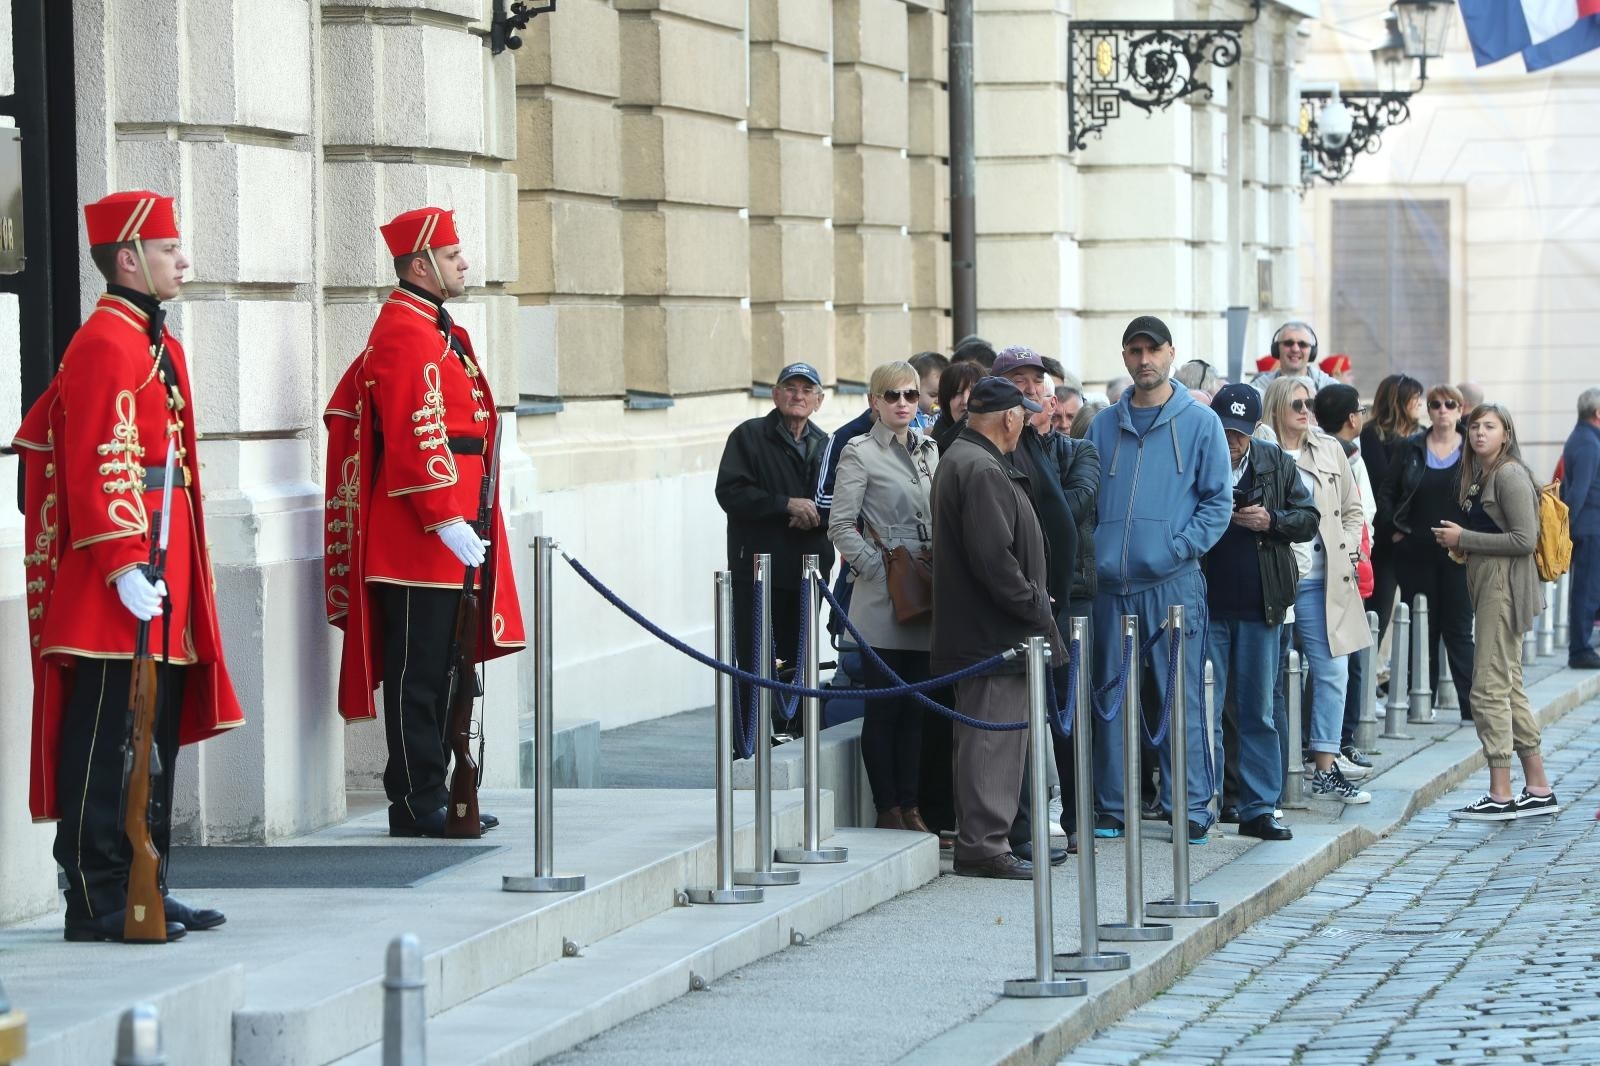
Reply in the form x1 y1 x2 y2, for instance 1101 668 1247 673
861 647 928 813
54 656 187 921
1395 540 1476 719
1366 539 1400 649
378 584 460 821
1011 600 1091 845
732 580 806 732
918 699 955 832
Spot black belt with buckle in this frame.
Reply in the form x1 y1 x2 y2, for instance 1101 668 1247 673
448 437 486 455
143 464 191 490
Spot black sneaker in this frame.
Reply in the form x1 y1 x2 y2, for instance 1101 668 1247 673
1512 789 1560 818
1094 813 1125 839
1340 744 1374 768
1310 766 1371 804
1570 651 1600 670
1450 794 1516 821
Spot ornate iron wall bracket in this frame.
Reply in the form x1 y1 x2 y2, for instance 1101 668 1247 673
489 0 557 55
1068 10 1256 152
1299 90 1412 185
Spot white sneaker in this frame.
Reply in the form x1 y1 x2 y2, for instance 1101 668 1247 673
1311 766 1371 804
1304 756 1370 780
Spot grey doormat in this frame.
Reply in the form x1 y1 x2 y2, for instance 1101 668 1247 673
164 845 499 889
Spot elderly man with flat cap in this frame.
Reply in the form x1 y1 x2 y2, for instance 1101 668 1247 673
324 207 526 839
931 376 1063 879
11 191 244 941
1086 316 1232 846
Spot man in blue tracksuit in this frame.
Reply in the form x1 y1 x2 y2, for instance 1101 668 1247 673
1086 315 1232 843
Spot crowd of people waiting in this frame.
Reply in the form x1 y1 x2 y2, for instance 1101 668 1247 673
715 321 1597 879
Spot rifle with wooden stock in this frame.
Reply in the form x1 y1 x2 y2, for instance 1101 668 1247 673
119 441 176 943
442 431 499 838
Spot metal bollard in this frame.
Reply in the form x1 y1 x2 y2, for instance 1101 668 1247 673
1283 650 1308 809
1382 603 1413 740
1056 618 1130 974
1538 583 1555 657
505 538 587 894
686 573 764 905
1148 606 1219 920
1555 572 1571 649
1436 640 1459 711
774 556 847 865
1099 615 1173 944
734 554 800 887
381 935 426 1066
1356 611 1379 751
1003 636 1087 999
1409 594 1433 724
113 1004 164 1066
1522 626 1537 666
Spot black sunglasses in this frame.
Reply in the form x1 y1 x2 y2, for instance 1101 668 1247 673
880 389 920 404
1290 398 1310 413
1429 399 1459 410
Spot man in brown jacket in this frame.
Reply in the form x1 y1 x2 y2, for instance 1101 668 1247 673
931 376 1064 878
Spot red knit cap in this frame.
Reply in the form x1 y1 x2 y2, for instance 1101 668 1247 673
84 191 180 247
379 207 461 257
1320 353 1352 376
1255 355 1279 374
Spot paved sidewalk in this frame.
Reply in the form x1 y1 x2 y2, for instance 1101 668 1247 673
1069 697 1600 1066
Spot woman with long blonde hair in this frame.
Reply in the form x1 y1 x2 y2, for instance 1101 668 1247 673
1433 404 1557 820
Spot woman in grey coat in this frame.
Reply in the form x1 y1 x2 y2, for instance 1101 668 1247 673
1433 403 1558 821
828 360 940 832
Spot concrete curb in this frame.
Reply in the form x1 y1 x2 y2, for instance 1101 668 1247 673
901 667 1600 1066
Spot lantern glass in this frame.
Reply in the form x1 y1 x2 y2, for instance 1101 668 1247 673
1373 16 1412 94
1393 0 1455 60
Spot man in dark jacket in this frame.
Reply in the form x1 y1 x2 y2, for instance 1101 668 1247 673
931 377 1062 879
1203 385 1318 841
715 362 837 700
1562 386 1600 668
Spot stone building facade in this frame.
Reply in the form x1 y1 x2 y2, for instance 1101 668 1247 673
1 0 1320 924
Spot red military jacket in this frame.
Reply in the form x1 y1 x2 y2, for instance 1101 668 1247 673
322 285 526 722
10 290 245 821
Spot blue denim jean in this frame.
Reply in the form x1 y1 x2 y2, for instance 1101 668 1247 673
1294 582 1348 756
1207 619 1283 821
1092 569 1215 830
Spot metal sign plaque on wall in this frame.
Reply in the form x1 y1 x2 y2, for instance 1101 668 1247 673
0 127 23 275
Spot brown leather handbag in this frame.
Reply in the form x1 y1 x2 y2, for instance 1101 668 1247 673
870 526 933 624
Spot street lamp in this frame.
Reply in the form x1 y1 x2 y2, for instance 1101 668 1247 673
489 0 557 55
1392 0 1457 80
1371 14 1413 95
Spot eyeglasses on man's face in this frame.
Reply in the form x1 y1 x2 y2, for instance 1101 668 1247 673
1280 339 1313 349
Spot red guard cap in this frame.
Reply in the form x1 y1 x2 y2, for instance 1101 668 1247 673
84 191 180 247
1320 353 1352 376
380 207 461 257
1255 355 1279 373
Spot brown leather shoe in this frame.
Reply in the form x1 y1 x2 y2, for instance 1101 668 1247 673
952 852 1034 879
901 806 933 834
875 807 905 830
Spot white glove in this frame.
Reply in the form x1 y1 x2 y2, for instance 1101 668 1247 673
115 570 168 622
437 519 489 568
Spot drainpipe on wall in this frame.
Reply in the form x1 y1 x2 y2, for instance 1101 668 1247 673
948 0 977 341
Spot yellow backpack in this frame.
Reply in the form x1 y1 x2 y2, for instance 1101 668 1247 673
1536 478 1573 582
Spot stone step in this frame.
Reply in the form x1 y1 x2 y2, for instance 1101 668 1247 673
327 827 936 1066
518 717 601 788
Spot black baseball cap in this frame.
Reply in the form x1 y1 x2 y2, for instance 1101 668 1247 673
967 376 1043 414
1212 383 1261 435
1122 315 1172 348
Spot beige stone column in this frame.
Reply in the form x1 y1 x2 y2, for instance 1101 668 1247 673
749 0 835 383
833 0 911 386
618 0 751 396
907 2 951 355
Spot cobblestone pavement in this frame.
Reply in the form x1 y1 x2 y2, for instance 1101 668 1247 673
1067 699 1600 1066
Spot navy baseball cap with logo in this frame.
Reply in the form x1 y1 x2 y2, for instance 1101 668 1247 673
1122 315 1173 348
776 362 822 387
967 375 1043 414
1212 383 1262 435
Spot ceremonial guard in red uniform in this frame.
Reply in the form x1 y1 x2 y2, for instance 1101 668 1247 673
10 191 244 942
323 207 525 837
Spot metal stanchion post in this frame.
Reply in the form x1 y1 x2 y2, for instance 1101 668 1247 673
1099 615 1173 944
686 572 764 904
380 934 426 1066
1555 572 1570 649
1356 611 1379 751
1003 637 1087 999
1057 618 1129 974
775 556 847 865
1538 583 1555 657
1522 625 1537 666
113 1004 165 1066
1283 650 1308 810
735 554 799 887
505 538 586 894
1382 603 1412 740
1148 606 1218 920
1436 640 1459 712
1409 594 1433 724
